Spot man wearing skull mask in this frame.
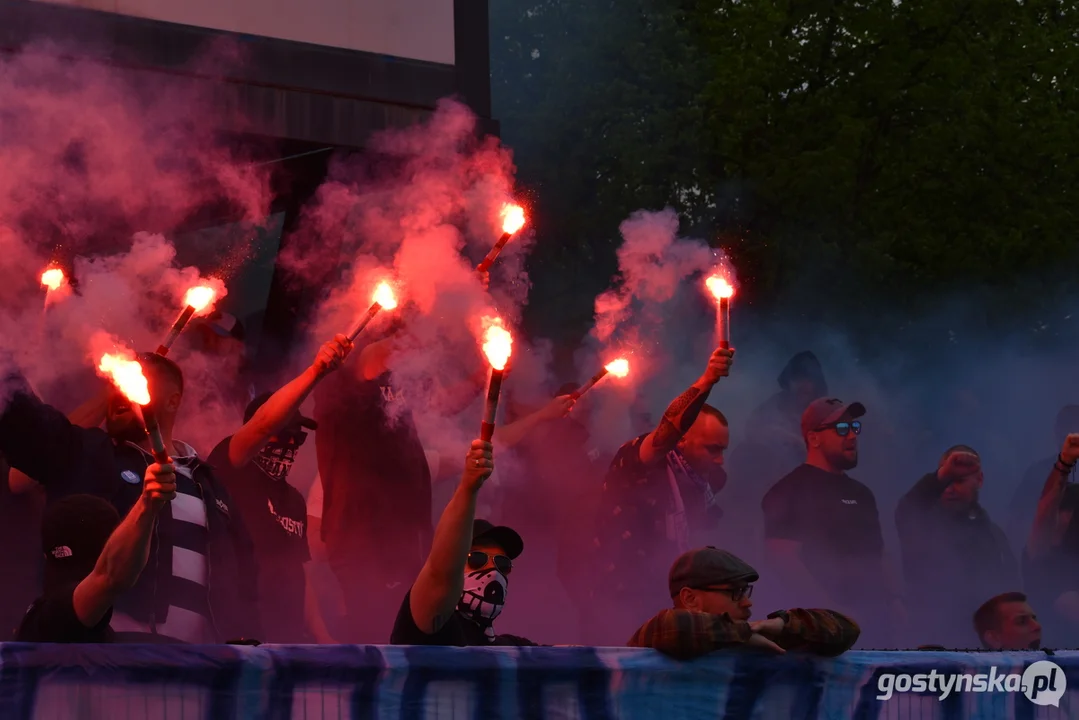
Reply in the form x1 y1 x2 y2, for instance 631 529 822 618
391 440 535 646
207 336 351 643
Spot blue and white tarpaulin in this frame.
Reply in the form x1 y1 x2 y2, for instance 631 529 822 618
0 644 1076 719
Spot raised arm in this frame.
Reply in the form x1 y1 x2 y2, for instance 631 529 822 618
9 386 112 494
228 336 352 468
638 348 734 465
409 440 494 634
66 385 110 430
495 395 576 450
0 373 83 491
1027 434 1079 558
72 463 175 627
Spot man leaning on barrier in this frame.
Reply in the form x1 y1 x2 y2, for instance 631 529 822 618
628 546 860 660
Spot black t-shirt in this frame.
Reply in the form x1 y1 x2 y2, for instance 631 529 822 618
16 584 114 643
208 438 310 643
761 464 886 608
389 589 535 647
313 370 432 577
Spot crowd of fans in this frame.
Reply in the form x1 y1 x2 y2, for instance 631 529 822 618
1 316 1075 659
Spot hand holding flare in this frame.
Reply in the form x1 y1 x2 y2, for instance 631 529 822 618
97 352 169 463
347 281 399 342
478 317 513 442
476 203 527 273
157 283 220 356
572 358 630 399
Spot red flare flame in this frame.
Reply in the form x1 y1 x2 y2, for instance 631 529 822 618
705 274 735 301
98 352 150 406
372 281 398 310
184 285 216 314
41 267 65 291
605 358 630 378
481 316 513 371
501 204 526 235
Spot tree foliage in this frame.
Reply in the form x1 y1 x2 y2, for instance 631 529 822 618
491 0 1079 343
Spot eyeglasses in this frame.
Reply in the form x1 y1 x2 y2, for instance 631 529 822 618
697 584 753 601
816 421 862 437
467 551 513 575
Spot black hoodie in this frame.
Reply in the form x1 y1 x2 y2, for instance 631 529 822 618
895 473 1018 648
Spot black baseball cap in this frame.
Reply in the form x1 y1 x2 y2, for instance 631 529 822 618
243 392 318 431
668 546 759 598
41 495 120 592
472 519 524 560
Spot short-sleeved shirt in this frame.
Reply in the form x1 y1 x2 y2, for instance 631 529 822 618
313 371 432 580
208 438 310 643
389 589 535 647
761 464 886 608
16 584 114 643
592 435 723 595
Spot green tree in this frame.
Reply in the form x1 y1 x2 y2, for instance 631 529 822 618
491 0 1079 347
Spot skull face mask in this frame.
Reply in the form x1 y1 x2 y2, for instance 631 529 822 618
253 428 307 482
457 568 508 640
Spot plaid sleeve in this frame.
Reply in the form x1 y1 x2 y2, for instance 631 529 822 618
627 609 752 660
771 608 861 657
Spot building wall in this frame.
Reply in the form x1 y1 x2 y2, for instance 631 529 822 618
27 0 455 64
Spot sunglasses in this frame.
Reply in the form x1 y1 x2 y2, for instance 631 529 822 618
467 551 513 575
816 421 862 437
697 584 753 601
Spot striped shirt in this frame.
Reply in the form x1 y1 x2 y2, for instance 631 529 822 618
112 442 214 644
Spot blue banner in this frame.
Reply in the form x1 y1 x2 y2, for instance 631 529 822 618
0 644 1075 719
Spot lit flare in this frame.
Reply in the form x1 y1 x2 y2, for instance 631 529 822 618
347 278 400 342
573 356 631 399
605 358 630 378
500 204 526 236
372 281 398 310
705 272 735 349
98 352 151 406
481 317 513 371
705 275 735 300
41 267 65 292
478 316 513 442
476 203 528 273
183 285 217 314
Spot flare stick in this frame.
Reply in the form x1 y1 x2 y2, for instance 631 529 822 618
134 405 170 464
348 303 382 342
571 358 630 399
156 306 196 356
476 204 526 273
477 317 513 441
480 369 504 442
719 296 731 350
572 369 608 400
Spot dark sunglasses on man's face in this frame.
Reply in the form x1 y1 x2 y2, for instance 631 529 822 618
467 551 513 575
817 420 862 437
